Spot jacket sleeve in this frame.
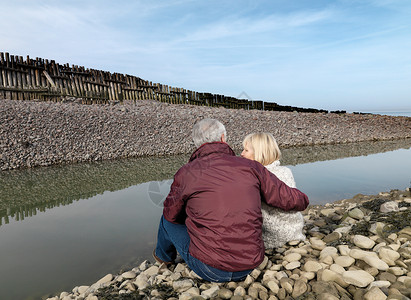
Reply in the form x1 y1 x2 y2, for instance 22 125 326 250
258 164 309 211
162 169 187 224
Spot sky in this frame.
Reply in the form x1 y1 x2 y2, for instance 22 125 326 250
1 0 410 112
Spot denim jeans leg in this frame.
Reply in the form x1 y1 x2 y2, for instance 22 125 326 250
155 215 191 263
155 215 252 282
187 255 252 282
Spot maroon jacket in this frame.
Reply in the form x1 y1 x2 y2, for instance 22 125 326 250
163 142 309 271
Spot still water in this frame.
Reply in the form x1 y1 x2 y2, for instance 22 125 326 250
0 139 411 299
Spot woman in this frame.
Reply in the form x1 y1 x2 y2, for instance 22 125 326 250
241 132 305 248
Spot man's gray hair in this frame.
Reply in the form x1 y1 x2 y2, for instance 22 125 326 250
192 119 227 148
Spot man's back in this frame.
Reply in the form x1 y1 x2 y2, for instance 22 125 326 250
163 142 308 271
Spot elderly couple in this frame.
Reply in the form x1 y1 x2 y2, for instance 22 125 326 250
154 118 309 282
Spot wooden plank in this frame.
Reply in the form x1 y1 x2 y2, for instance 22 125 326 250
5 53 13 99
43 70 56 88
16 58 24 99
0 53 5 99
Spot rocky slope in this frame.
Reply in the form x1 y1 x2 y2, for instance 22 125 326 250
1 99 411 171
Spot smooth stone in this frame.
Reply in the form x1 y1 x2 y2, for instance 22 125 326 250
174 263 186 273
250 269 261 279
95 274 113 286
138 260 149 271
337 245 351 256
275 271 288 281
179 290 200 300
250 282 268 293
288 240 301 246
283 252 301 262
364 286 387 300
292 280 308 298
301 271 315 280
388 267 406 276
353 235 375 249
303 260 323 272
374 242 388 252
321 269 349 288
320 255 334 265
343 270 375 287
170 272 182 281
201 285 220 299
226 281 238 290
266 280 279 294
217 288 233 299
349 248 377 260
397 276 411 285
330 263 346 274
122 271 137 279
280 278 294 294
388 243 400 251
379 272 397 283
248 287 258 299
233 286 246 297
320 246 338 258
77 286 89 294
262 270 276 282
380 201 399 213
323 232 341 243
143 265 159 276
173 279 194 293
320 208 335 217
288 247 308 255
134 274 149 290
317 293 339 300
258 256 269 270
369 281 391 289
270 264 282 271
379 247 400 265
185 287 200 295
335 255 355 267
259 290 269 300
285 261 301 270
348 208 364 220
364 255 389 271
310 237 326 250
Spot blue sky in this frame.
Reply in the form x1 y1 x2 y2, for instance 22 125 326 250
1 0 410 112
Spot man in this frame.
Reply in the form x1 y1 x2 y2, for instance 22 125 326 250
154 118 309 282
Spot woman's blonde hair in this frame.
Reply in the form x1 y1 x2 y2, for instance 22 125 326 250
243 132 281 166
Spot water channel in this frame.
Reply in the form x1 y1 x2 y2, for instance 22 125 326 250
1 138 411 299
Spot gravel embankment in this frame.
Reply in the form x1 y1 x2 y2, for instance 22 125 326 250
1 99 411 171
46 189 411 300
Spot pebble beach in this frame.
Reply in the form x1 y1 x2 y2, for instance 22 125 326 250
1 98 411 171
45 189 411 300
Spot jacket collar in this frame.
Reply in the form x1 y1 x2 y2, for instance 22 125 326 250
189 142 235 162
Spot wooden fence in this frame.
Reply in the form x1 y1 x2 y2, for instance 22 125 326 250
0 52 327 113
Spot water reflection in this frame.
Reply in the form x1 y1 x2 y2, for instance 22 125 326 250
0 139 410 299
1 138 411 227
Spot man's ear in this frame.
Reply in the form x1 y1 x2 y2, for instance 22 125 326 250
221 133 226 143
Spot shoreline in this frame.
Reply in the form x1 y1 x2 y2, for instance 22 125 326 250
1 98 411 171
45 188 411 300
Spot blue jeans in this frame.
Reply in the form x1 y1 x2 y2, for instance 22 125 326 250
155 215 252 282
